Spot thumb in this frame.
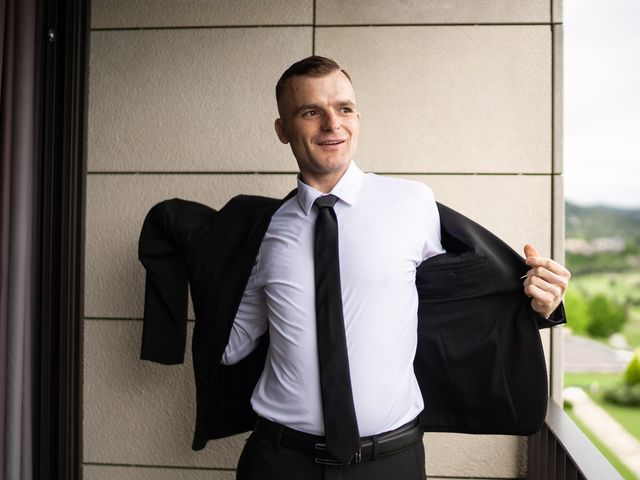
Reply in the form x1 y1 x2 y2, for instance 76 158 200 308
524 243 539 259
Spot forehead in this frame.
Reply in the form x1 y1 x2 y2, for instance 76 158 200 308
283 70 356 107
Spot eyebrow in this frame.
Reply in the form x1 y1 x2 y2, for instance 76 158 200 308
294 103 321 115
294 100 356 115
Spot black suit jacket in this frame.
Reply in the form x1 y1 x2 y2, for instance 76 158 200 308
138 193 565 450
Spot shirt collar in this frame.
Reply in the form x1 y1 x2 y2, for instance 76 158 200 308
296 162 365 215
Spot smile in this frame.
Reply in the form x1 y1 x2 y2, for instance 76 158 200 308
317 140 346 146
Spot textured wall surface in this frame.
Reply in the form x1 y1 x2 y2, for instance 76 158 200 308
85 0 563 478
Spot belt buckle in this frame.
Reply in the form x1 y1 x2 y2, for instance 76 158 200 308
354 447 363 464
314 443 363 465
314 442 344 466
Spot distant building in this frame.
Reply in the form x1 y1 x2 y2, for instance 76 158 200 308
566 237 626 255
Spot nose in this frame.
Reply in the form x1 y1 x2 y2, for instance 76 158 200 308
321 111 340 132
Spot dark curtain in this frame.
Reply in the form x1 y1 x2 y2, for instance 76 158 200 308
1 0 38 479
2 0 88 477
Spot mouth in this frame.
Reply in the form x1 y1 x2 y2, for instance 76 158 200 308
317 139 346 146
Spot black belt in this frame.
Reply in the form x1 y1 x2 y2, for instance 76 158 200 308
253 417 423 465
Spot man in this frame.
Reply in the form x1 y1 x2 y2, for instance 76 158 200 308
138 56 569 480
215 56 571 479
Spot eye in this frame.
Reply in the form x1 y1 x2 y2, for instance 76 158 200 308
302 110 318 117
340 106 353 113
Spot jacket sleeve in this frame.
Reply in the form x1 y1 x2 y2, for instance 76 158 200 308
533 302 567 329
138 198 217 364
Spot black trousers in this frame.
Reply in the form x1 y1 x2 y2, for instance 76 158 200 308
236 430 426 480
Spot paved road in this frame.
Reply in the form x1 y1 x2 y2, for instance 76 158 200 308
564 333 638 478
564 332 634 373
565 387 640 478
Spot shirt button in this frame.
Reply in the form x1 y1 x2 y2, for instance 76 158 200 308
448 272 457 279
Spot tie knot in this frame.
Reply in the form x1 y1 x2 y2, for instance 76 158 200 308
314 194 339 209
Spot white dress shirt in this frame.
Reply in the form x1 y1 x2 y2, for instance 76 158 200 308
222 162 445 436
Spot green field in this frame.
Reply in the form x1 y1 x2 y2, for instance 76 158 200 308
570 272 640 304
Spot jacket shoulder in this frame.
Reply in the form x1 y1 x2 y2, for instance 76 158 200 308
140 198 217 252
223 194 284 214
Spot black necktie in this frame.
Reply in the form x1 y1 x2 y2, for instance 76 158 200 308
313 194 360 465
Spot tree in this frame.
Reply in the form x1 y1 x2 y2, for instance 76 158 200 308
563 288 590 334
586 293 627 338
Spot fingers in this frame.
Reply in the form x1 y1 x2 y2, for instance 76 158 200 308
524 283 559 318
523 265 570 292
522 262 569 308
524 243 539 258
525 255 572 279
522 243 571 280
523 273 564 299
521 243 571 318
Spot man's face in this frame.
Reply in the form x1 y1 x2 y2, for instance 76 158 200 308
275 70 360 188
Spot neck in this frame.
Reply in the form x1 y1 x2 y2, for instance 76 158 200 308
300 165 350 193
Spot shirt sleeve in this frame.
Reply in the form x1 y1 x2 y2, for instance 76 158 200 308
220 256 268 365
421 185 446 261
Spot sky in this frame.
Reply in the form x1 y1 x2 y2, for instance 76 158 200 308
564 0 640 208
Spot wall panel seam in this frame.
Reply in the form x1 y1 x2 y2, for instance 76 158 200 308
312 0 316 53
550 24 556 178
91 24 312 31
82 462 236 472
84 317 143 321
315 23 550 27
86 172 564 176
83 317 197 322
90 22 552 32
550 22 557 255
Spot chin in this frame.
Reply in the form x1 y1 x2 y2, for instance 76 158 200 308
320 161 349 174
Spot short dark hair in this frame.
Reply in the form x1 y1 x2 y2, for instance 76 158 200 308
275 56 352 116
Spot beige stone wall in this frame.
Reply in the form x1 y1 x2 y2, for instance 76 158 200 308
84 1 564 478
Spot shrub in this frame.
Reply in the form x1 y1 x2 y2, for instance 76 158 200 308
604 352 640 407
603 383 640 407
623 349 640 386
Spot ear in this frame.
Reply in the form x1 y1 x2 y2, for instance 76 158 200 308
274 118 289 144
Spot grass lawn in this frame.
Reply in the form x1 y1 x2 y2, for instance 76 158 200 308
624 307 640 347
565 372 640 479
565 372 640 442
566 409 638 480
571 272 640 304
565 372 621 390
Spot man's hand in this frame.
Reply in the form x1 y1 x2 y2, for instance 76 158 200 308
522 243 571 319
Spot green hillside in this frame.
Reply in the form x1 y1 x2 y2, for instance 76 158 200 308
565 202 640 274
566 202 640 241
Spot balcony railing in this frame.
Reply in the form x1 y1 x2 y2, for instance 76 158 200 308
528 399 623 480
